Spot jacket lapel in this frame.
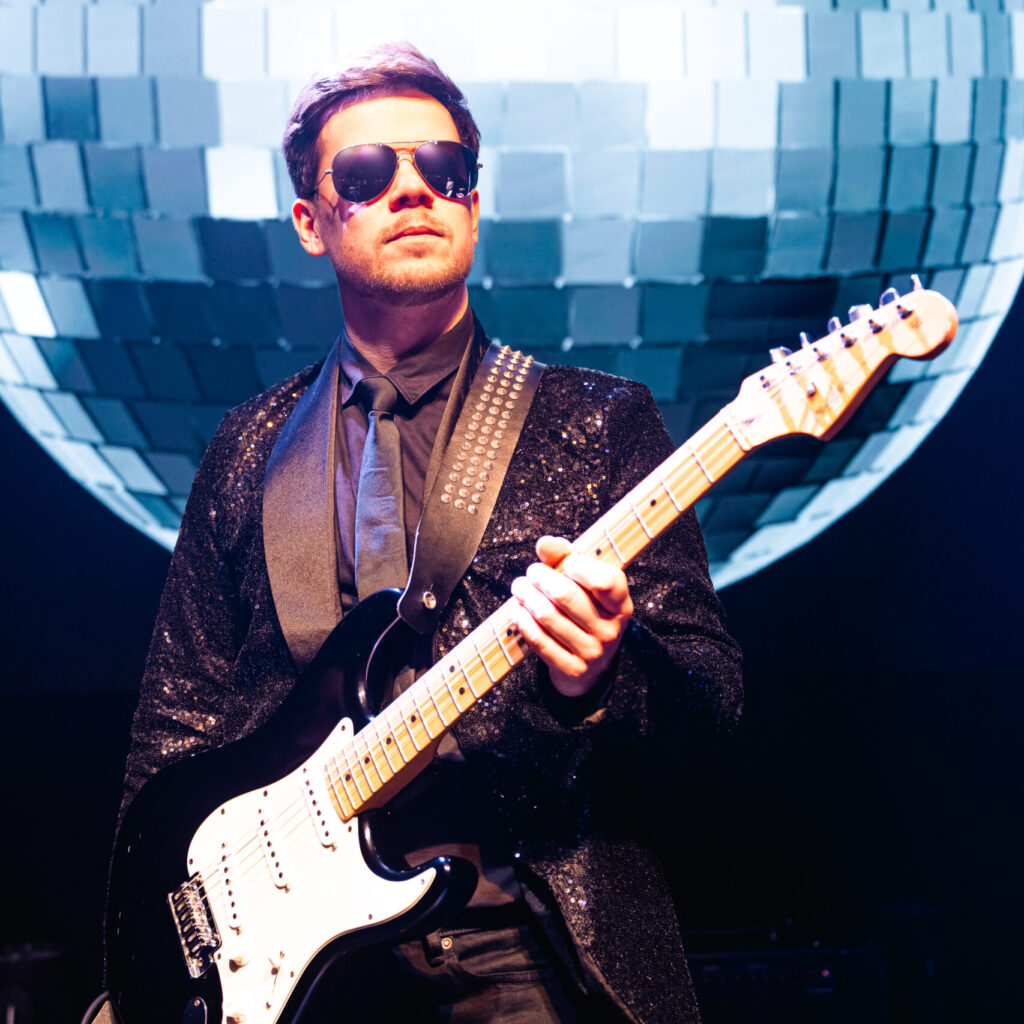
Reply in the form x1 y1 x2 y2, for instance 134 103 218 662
263 338 344 671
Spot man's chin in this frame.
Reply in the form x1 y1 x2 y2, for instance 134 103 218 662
340 261 472 308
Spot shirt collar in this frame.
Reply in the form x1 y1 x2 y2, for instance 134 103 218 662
338 306 475 410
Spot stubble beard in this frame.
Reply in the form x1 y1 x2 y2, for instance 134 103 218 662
333 243 475 309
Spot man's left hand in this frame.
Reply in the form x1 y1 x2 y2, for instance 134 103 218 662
510 535 633 698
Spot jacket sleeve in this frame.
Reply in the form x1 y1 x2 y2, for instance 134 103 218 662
119 368 316 818
588 380 743 743
120 424 251 815
446 367 741 773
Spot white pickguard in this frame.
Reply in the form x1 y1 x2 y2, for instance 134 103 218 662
185 717 436 1024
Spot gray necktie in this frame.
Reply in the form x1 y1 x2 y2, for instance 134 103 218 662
354 376 408 600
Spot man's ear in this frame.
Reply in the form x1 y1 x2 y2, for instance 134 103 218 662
470 190 480 246
292 197 325 256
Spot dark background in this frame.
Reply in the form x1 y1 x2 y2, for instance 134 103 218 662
1 290 1020 1022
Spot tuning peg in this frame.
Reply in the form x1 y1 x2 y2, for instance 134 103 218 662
848 303 873 321
770 346 793 363
911 273 922 291
827 316 842 333
801 331 827 361
879 287 899 306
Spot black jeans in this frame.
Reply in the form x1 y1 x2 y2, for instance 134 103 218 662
303 920 601 1022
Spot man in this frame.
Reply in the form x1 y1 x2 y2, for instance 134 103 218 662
119 43 742 1023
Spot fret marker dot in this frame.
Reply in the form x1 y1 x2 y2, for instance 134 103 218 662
595 548 602 555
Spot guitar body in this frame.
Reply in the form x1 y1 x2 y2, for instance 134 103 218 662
105 590 476 1024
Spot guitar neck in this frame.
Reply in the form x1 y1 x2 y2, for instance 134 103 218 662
319 284 964 821
322 406 749 820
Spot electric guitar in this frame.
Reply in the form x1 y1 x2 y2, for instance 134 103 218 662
105 282 959 1024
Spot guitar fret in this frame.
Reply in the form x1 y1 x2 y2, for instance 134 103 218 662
420 684 448 736
393 708 419 761
454 657 480 702
430 677 458 724
367 726 394 782
626 495 654 539
438 663 466 712
336 759 361 808
601 524 624 565
351 740 381 793
389 706 414 763
360 736 387 788
376 714 402 772
686 441 714 484
655 467 684 512
491 619 517 666
722 410 751 452
377 737 399 773
470 636 494 687
345 754 373 802
402 699 433 748
325 763 355 818
393 708 421 757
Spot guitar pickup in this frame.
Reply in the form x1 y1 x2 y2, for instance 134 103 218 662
168 873 221 979
302 765 338 848
258 807 291 890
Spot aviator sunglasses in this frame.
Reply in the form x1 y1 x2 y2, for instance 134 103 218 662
312 140 480 204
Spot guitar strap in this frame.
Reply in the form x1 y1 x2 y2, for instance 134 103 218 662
397 338 545 635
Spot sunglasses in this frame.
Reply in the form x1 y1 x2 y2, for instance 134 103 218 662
313 140 480 204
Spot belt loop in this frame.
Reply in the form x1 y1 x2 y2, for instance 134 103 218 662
422 929 444 967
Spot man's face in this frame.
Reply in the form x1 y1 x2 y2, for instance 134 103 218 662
294 91 479 307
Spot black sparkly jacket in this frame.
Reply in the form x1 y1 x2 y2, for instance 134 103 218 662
123 329 742 1024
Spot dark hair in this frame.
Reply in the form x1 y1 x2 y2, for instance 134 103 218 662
283 42 480 199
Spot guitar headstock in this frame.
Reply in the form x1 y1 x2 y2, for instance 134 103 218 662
733 279 958 448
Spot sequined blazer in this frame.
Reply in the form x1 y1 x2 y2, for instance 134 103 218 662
123 326 743 1024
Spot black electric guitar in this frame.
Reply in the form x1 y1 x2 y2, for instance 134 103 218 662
105 283 958 1024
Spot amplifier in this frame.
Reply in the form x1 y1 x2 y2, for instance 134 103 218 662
689 944 888 1023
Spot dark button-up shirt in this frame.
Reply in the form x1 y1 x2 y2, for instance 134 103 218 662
332 307 517 906
333 308 474 612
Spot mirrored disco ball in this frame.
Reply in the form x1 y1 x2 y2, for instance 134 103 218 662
0 1 1020 586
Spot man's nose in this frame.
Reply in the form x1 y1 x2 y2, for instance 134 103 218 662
388 151 432 206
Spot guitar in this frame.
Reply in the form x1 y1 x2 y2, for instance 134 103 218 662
105 282 958 1024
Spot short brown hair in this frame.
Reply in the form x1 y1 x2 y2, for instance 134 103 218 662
283 42 481 199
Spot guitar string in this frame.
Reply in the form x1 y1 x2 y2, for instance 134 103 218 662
188 321 905 895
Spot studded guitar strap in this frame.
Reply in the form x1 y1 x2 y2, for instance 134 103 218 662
397 340 545 635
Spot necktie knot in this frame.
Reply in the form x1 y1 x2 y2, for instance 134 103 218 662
361 376 400 417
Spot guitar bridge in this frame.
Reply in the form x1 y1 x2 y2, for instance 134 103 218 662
168 873 221 979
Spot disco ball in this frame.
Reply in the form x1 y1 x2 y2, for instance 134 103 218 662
0 1 1019 586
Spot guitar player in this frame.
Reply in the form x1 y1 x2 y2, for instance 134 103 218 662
114 43 742 1024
